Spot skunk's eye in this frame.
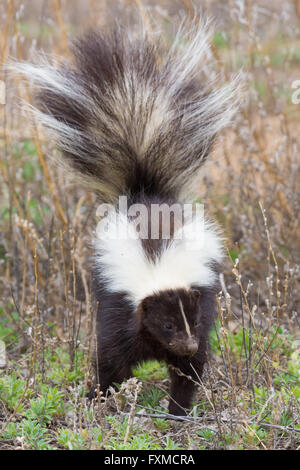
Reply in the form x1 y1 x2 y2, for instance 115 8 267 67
164 323 173 331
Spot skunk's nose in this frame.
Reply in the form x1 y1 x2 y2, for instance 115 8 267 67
186 337 198 356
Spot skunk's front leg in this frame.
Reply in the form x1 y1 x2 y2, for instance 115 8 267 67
88 293 138 399
88 357 132 399
168 355 204 416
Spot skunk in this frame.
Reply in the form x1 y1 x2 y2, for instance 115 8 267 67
13 18 239 415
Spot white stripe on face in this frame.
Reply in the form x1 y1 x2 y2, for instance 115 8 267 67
178 299 192 338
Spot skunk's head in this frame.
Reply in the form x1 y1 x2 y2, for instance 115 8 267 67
139 288 202 357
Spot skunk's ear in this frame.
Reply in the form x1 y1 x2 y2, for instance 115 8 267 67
191 289 201 300
137 295 154 328
140 296 153 314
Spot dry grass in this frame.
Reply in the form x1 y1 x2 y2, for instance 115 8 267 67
0 0 299 450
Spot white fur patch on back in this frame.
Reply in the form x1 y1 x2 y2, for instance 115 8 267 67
94 211 223 306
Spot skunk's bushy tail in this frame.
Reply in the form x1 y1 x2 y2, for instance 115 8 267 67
12 18 239 203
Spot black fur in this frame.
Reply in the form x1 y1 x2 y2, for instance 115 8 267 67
90 250 219 415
